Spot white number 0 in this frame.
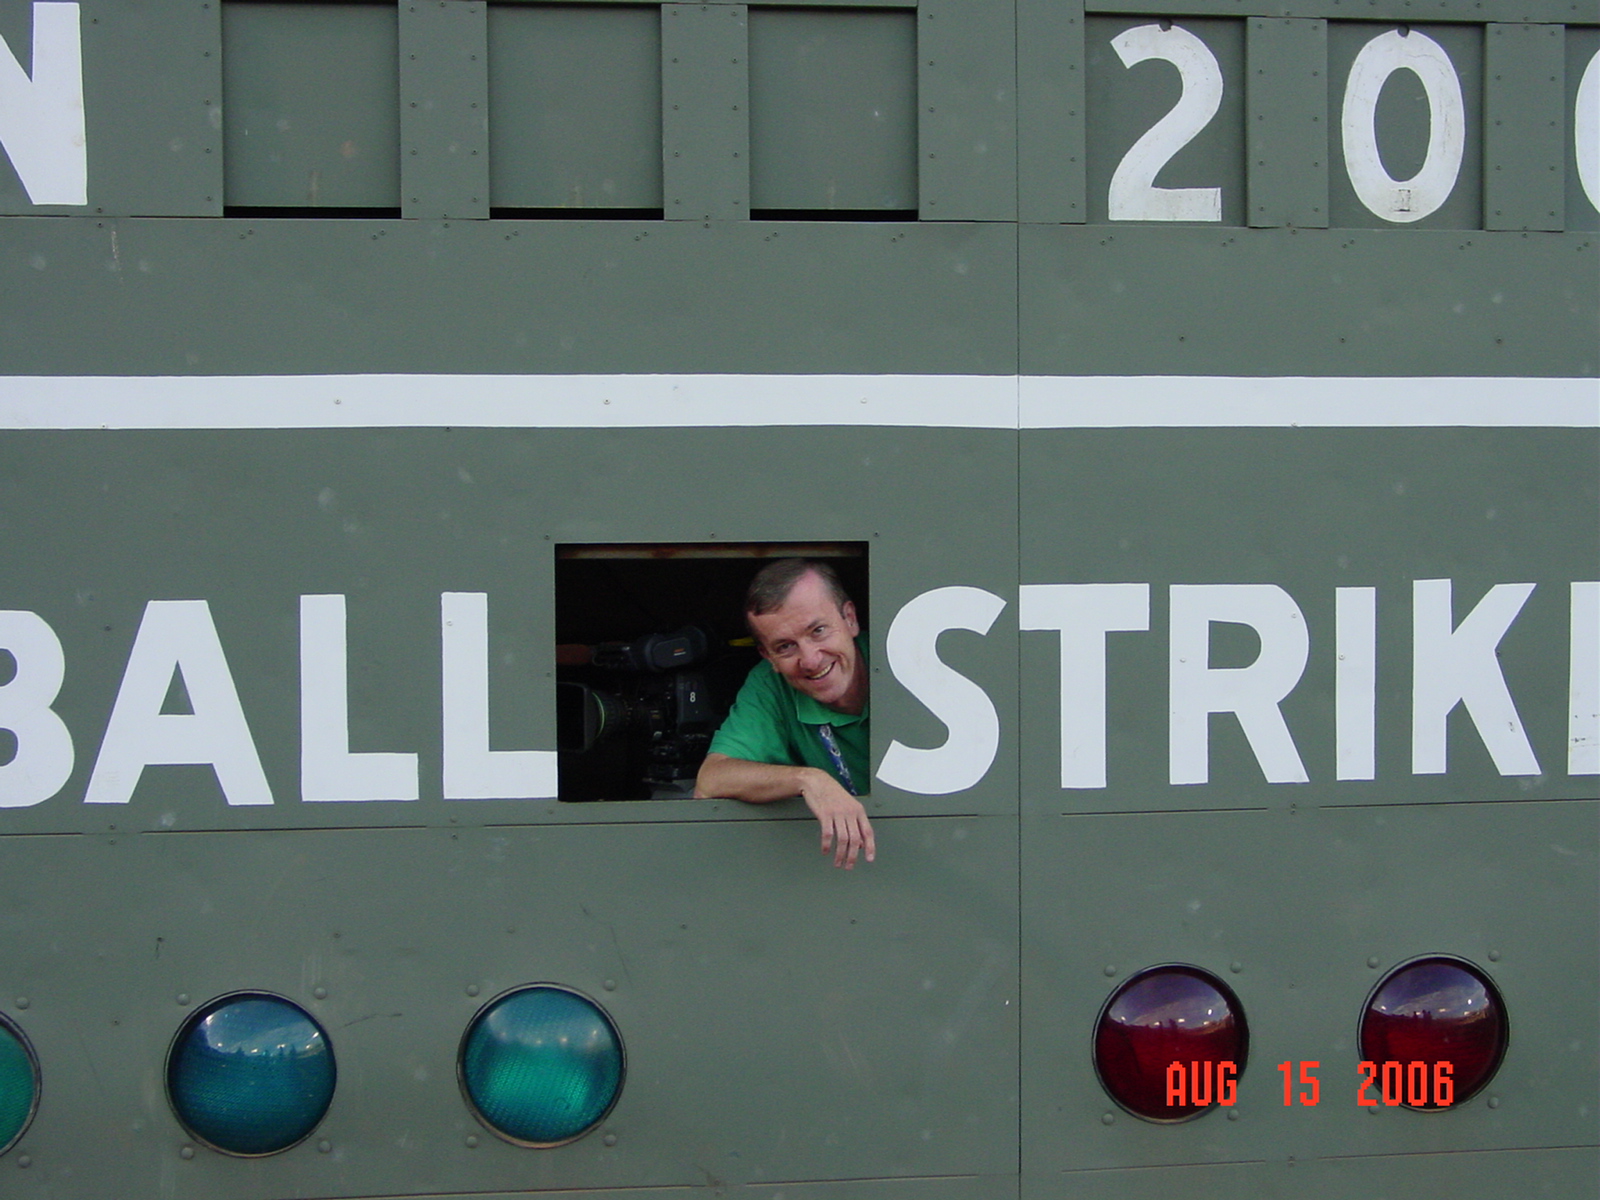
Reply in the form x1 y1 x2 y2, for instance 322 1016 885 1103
1108 24 1224 222
1578 48 1599 214
1341 30 1465 223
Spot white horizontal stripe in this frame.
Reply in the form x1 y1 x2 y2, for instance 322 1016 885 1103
0 375 1594 430
1021 375 1599 428
0 374 1017 430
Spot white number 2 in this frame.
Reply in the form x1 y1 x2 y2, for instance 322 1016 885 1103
1108 24 1224 222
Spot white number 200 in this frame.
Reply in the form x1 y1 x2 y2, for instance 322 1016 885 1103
1108 25 1597 225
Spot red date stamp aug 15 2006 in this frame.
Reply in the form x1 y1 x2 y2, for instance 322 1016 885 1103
1164 1060 1456 1108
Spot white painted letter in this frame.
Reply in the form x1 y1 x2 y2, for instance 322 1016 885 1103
0 610 74 807
877 587 1006 795
1336 587 1377 781
442 592 555 799
1570 582 1598 776
0 3 87 205
1169 585 1310 785
1019 583 1149 788
300 594 418 802
1411 579 1539 776
85 600 272 806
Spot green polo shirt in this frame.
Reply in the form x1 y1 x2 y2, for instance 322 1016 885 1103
708 639 870 793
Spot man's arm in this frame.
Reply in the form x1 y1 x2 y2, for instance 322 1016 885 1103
695 752 876 869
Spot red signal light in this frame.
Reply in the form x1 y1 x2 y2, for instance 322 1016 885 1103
1359 957 1507 1110
1093 965 1247 1121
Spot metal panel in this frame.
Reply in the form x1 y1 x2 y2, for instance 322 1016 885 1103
1018 224 1598 378
662 2 749 221
386 1184 1020 1200
917 0 1017 221
401 0 489 220
1022 1151 1598 1200
1018 425 1597 814
1080 0 1592 24
221 2 401 210
0 420 1019 834
1326 21 1484 231
1019 802 1597 1187
1484 24 1565 232
0 816 1019 1195
0 0 222 217
1084 16 1247 227
1247 17 1329 229
1564 24 1600 232
0 217 1018 374
1017 0 1088 223
486 3 663 211
747 7 917 213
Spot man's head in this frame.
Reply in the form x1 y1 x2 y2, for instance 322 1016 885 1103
744 559 864 715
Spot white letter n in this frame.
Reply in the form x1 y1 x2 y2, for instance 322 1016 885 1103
0 4 87 205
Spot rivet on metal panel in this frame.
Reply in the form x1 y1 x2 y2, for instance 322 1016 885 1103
1100 1112 1115 1125
1487 1096 1500 1108
177 993 190 1005
1227 1109 1239 1120
313 986 328 1000
1487 950 1500 961
466 984 481 997
603 979 618 991
1230 962 1243 974
466 1134 479 1148
318 1139 332 1154
1367 956 1380 968
179 1146 195 1160
604 1132 619 1146
16 1155 31 1168
13 999 27 1011
1103 965 1117 977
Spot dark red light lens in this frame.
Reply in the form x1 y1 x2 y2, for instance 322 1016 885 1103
1360 957 1507 1109
1093 965 1247 1121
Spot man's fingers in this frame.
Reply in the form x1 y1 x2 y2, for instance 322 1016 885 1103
836 812 872 869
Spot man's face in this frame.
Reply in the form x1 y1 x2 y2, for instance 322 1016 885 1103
749 570 864 715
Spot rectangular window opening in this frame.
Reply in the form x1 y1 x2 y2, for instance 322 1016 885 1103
488 3 664 212
555 541 869 802
488 207 666 221
221 1 402 212
748 7 919 215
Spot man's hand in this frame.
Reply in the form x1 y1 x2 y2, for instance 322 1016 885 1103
796 770 875 869
696 753 876 869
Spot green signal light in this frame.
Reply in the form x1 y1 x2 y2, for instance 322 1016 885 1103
459 985 624 1147
166 993 336 1157
0 1018 39 1155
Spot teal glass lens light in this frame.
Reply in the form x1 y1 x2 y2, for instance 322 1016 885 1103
0 1018 39 1154
460 985 624 1146
166 994 335 1156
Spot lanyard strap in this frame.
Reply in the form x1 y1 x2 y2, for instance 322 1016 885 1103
814 724 857 795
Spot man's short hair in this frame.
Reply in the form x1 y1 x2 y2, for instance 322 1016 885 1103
744 558 852 620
